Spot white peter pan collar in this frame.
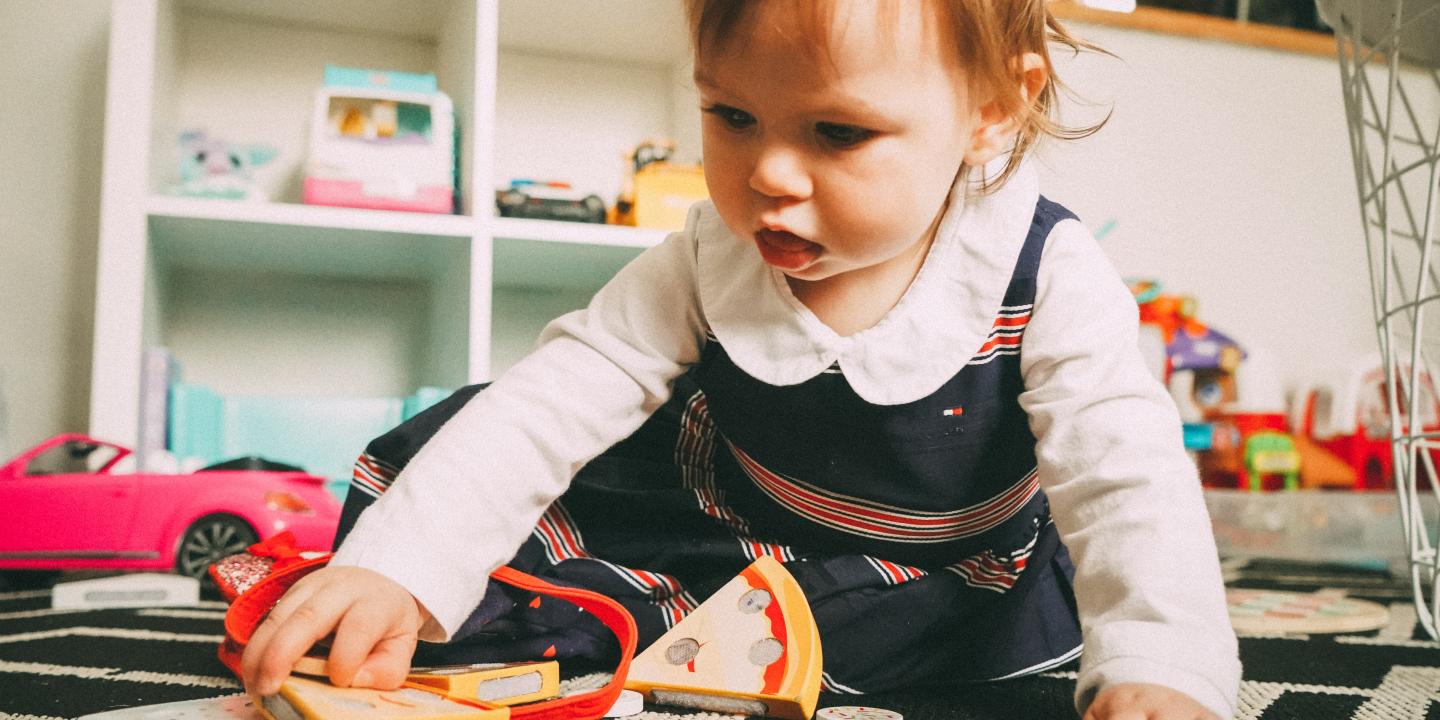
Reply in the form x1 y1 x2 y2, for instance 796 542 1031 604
696 158 1041 406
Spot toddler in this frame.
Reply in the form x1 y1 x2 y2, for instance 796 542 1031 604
243 2 1241 718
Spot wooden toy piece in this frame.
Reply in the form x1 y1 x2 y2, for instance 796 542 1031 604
406 662 560 706
256 676 507 720
288 654 330 678
291 658 558 707
624 555 822 720
1227 588 1391 635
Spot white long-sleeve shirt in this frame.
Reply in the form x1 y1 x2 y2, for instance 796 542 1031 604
331 161 1241 718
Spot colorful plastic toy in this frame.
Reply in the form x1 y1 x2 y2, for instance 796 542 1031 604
171 130 277 201
0 434 340 578
1292 357 1440 489
1127 279 1335 491
303 65 457 214
1240 431 1301 491
1128 279 1246 459
167 383 451 499
496 180 606 223
612 138 708 230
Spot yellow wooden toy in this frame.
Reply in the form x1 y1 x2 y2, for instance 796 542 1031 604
407 662 559 706
290 658 558 708
257 677 505 720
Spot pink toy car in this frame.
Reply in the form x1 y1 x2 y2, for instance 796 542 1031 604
0 434 341 579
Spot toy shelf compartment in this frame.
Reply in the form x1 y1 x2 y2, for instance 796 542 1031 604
488 229 655 375
492 0 700 231
145 211 473 401
482 0 696 375
148 0 477 214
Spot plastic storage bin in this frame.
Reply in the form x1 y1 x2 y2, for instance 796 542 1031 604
1205 488 1436 574
168 384 451 499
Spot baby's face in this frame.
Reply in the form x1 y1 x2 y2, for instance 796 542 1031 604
694 0 988 284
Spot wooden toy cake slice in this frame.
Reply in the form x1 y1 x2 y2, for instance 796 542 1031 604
624 555 822 720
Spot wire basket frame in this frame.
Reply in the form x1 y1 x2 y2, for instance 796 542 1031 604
1318 0 1440 638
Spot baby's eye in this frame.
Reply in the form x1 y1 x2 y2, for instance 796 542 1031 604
703 105 756 131
815 122 875 148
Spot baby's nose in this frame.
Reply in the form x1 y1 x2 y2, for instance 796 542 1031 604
748 145 812 200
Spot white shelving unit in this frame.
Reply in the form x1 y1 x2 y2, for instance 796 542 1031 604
91 0 699 450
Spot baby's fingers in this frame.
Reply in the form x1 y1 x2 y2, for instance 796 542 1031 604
244 586 352 696
325 599 417 689
342 634 417 690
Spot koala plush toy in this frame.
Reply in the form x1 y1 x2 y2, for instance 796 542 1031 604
174 130 278 201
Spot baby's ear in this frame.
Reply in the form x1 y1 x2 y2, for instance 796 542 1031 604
963 53 1048 166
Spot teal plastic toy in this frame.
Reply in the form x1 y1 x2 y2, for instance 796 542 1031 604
169 384 451 499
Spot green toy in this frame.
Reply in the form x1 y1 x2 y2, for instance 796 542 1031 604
1242 431 1301 491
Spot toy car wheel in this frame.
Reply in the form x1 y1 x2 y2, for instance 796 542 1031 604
583 194 606 221
175 514 258 579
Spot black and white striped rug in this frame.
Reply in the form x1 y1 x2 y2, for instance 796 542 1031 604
0 560 1434 720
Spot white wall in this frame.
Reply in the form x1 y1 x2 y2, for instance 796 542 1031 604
0 0 111 457
1038 21 1406 400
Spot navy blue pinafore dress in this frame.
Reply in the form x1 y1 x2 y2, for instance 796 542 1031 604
335 197 1084 693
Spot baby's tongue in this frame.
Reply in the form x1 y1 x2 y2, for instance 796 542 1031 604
764 230 814 250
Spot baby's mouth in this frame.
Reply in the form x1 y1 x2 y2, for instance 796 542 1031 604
754 229 821 271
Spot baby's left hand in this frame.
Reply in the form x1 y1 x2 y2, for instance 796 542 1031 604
1084 683 1220 720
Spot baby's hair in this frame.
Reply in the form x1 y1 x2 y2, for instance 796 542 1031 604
686 0 1111 193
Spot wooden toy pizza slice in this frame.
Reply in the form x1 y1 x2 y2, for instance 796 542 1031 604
624 555 823 720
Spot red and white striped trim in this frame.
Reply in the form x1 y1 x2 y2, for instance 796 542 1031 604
863 556 928 586
349 452 399 499
676 391 751 536
676 391 797 564
739 539 797 563
943 526 1040 593
531 502 698 629
728 439 1039 544
969 304 1031 366
654 588 703 629
532 502 589 563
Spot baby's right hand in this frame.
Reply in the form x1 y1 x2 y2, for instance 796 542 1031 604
240 565 428 698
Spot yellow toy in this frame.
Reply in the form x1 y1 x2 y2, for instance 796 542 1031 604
611 139 708 230
624 555 822 720
290 658 558 708
257 677 505 720
407 662 559 706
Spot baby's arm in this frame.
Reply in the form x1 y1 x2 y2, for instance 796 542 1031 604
1018 220 1240 719
243 207 709 694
